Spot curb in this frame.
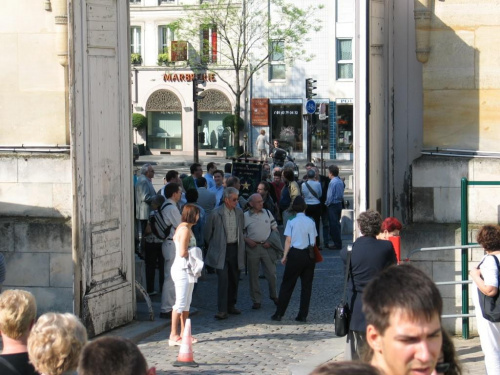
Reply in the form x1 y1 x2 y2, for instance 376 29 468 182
100 305 199 344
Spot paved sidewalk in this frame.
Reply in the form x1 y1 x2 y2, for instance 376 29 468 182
135 249 346 375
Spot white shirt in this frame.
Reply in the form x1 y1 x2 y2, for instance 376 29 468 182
479 254 500 287
284 213 317 250
160 198 182 239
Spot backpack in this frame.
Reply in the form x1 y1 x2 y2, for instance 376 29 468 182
149 202 173 240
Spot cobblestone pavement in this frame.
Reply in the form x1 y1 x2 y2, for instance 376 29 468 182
134 155 486 374
137 247 488 375
138 249 347 374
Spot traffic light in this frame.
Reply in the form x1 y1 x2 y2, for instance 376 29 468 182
305 78 317 99
193 79 205 102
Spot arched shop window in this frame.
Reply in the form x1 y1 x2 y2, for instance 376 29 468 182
197 89 232 150
145 90 182 150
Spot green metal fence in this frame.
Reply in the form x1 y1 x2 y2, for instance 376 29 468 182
406 244 481 339
460 177 500 338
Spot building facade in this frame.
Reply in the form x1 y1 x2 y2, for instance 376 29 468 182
130 0 243 157
250 0 355 161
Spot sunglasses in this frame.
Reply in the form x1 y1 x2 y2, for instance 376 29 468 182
435 362 450 373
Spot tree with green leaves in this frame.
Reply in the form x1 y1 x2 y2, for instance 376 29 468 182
178 0 323 149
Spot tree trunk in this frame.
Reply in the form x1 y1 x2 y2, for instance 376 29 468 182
233 92 241 149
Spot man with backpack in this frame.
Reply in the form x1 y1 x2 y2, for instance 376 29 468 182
135 164 156 258
159 182 182 319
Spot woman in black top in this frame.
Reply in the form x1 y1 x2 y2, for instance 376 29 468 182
339 210 397 360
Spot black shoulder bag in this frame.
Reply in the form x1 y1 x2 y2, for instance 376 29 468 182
478 254 500 322
334 245 352 336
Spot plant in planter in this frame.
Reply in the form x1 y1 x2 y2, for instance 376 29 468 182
157 53 170 66
132 113 147 130
131 53 142 65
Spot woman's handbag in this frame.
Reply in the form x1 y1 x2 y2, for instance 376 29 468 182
478 255 500 322
334 246 351 337
307 234 323 263
313 244 323 263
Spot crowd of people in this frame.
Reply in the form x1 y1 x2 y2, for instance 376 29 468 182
134 158 348 324
133 157 500 375
1 153 496 374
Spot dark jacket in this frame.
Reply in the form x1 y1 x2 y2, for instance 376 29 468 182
340 236 397 332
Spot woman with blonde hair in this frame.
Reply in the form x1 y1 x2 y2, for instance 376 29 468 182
169 203 203 346
28 313 87 375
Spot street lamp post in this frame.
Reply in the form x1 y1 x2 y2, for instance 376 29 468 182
193 78 205 163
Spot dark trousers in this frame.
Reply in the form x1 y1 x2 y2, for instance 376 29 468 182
328 203 343 248
216 243 240 313
305 203 322 246
138 219 148 256
145 242 164 293
320 204 330 245
275 248 315 318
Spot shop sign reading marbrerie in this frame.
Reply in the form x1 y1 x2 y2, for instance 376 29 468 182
163 73 217 82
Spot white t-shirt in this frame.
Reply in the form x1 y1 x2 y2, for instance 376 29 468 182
480 254 500 287
256 134 267 150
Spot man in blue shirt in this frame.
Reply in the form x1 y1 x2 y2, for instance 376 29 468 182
204 162 217 190
210 169 225 207
325 164 344 250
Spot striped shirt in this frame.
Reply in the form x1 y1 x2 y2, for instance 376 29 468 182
223 205 238 244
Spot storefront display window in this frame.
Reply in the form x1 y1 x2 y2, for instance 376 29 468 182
270 103 303 152
148 112 182 150
199 112 233 150
336 104 353 155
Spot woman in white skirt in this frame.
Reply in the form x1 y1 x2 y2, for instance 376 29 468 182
470 224 500 374
169 204 200 347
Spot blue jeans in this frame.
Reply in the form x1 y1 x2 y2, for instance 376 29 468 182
328 203 342 249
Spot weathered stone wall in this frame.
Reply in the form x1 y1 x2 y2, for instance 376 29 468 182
0 1 67 145
422 0 500 151
0 154 73 314
412 155 500 224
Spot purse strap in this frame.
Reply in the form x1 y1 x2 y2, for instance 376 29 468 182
341 245 352 303
480 254 500 291
305 181 320 200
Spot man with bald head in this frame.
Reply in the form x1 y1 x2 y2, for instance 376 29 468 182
243 193 281 309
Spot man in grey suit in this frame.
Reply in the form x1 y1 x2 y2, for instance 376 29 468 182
204 187 245 320
135 164 156 257
196 177 216 215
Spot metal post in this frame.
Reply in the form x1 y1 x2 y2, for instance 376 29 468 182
307 114 312 162
460 177 469 339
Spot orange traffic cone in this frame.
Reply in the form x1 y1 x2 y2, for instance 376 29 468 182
173 318 199 367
